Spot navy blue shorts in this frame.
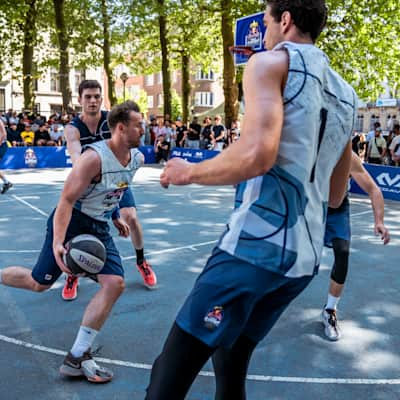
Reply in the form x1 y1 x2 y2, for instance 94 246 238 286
31 208 124 285
176 248 313 348
119 188 136 209
0 142 8 159
324 196 351 248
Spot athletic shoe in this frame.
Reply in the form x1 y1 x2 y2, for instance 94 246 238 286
60 349 113 383
321 308 341 341
136 259 157 289
1 182 13 194
62 275 79 301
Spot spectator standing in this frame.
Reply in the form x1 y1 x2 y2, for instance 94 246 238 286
200 117 213 149
186 117 201 149
367 125 386 164
50 124 65 146
389 124 400 166
211 114 226 151
175 117 187 148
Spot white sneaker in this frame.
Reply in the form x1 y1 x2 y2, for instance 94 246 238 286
321 308 341 341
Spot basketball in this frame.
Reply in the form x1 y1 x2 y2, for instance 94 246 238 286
63 234 106 275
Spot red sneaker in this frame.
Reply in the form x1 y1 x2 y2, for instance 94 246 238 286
136 260 157 289
62 275 79 300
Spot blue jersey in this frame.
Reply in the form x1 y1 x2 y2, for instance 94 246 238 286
69 110 110 147
218 42 357 278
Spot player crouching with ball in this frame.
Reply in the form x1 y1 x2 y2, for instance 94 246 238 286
0 101 145 383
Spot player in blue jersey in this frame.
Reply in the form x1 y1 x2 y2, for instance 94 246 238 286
61 80 157 300
0 101 144 382
0 119 13 194
321 151 390 340
144 1 356 398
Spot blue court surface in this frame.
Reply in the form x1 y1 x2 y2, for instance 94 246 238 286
0 166 399 400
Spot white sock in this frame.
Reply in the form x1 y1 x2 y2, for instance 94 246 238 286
326 293 340 310
70 326 98 358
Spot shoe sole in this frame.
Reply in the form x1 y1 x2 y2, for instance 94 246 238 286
144 283 158 290
60 364 113 383
62 294 78 301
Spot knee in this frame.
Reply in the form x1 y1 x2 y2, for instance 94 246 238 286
122 208 139 228
100 276 125 296
31 281 51 292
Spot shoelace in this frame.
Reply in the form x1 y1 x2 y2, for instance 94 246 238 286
138 262 151 276
66 276 76 289
328 311 338 327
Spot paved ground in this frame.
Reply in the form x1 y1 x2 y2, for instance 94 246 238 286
0 167 399 400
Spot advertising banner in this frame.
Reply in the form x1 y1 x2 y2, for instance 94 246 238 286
350 163 400 201
170 147 218 163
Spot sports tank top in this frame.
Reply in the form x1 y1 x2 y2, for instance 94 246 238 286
74 140 143 222
218 41 357 278
69 110 111 146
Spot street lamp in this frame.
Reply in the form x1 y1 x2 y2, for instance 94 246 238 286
120 72 128 102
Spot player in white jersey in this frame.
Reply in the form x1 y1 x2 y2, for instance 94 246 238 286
0 101 143 383
144 1 355 399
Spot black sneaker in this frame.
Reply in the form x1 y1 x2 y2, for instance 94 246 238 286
60 349 113 383
1 182 13 194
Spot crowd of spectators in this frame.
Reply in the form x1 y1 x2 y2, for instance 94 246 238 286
146 114 240 164
352 121 400 166
1 109 72 147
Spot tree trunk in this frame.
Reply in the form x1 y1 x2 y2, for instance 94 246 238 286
22 0 37 111
220 0 238 129
101 0 117 107
181 52 191 124
53 0 72 112
157 0 171 118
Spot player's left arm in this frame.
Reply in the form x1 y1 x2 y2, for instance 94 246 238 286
350 152 390 244
53 150 102 271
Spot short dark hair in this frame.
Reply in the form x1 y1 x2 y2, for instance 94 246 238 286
107 100 141 131
266 0 327 42
374 121 381 128
78 80 102 97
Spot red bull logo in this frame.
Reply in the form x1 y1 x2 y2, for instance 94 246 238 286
24 148 37 168
204 306 224 330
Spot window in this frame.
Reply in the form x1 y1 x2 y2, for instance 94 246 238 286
157 93 163 106
194 92 214 107
50 69 61 92
370 114 380 129
145 74 154 86
147 95 154 108
156 72 163 84
74 69 85 93
128 85 140 99
0 89 5 113
172 70 177 83
195 69 215 81
355 115 364 132
50 104 63 114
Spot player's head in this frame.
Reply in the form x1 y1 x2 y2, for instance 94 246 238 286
108 101 143 148
78 80 103 116
263 0 327 49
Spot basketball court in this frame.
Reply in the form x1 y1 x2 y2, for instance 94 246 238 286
0 166 399 400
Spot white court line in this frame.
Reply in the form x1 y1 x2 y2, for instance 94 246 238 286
0 333 399 385
121 240 217 260
11 194 49 217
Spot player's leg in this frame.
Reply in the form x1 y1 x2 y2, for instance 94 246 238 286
145 322 215 400
60 236 124 383
119 188 157 289
322 238 350 341
211 272 313 399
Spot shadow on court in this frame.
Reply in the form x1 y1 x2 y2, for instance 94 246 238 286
0 167 399 400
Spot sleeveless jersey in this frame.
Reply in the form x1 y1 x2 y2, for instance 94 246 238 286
218 41 357 278
69 110 110 146
74 141 143 222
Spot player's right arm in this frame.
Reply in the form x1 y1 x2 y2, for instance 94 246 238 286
53 149 101 272
64 124 82 165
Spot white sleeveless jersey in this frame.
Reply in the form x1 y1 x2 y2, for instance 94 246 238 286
74 141 143 222
218 41 357 277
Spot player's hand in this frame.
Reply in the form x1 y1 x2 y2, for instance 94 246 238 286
375 223 390 245
113 218 130 237
53 242 72 274
160 158 192 188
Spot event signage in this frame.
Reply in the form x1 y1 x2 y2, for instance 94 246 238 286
234 12 266 66
350 163 400 201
